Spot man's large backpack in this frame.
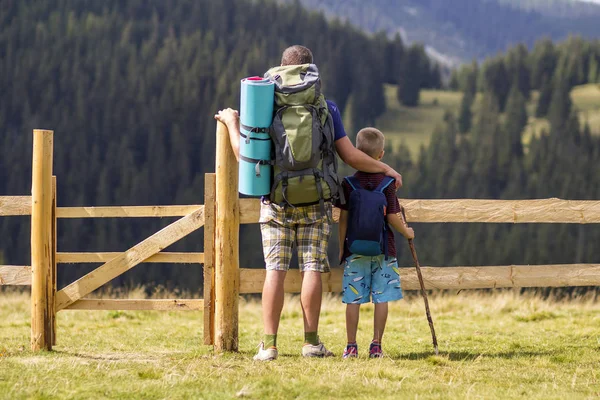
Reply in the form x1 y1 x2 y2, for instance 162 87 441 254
345 176 395 258
264 64 340 213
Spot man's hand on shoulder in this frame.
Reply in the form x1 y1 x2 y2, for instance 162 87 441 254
384 167 402 190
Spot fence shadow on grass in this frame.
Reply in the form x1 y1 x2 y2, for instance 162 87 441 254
394 350 554 361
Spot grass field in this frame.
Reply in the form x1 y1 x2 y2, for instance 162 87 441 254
1 289 600 399
378 83 600 159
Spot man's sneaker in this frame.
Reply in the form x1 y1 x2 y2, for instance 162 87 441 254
302 342 334 357
253 342 278 361
369 341 383 358
342 343 358 359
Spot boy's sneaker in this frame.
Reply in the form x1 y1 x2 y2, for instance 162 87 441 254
369 341 383 358
302 342 334 357
342 343 358 359
253 342 278 361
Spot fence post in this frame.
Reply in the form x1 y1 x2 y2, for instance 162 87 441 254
31 129 53 351
203 173 216 345
214 122 239 352
51 176 57 345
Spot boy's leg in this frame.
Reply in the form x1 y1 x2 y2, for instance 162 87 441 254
344 303 360 358
342 255 372 358
370 256 402 358
370 300 387 358
373 302 388 343
346 303 360 343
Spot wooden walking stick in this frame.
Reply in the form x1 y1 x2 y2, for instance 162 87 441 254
399 206 439 355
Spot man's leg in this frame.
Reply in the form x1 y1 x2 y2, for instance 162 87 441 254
256 210 294 361
297 206 333 356
263 270 287 336
300 270 322 334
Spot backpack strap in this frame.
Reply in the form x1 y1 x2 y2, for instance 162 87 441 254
239 155 271 177
375 176 394 260
313 170 330 224
344 176 363 191
240 123 270 134
374 176 395 193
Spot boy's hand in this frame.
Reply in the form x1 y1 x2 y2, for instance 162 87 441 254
404 227 415 240
384 167 403 189
214 108 240 128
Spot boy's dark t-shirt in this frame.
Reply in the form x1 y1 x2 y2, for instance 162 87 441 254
339 171 401 261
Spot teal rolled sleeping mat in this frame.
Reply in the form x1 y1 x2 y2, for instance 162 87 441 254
239 77 274 196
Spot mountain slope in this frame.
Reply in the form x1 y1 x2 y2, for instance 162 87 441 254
498 0 600 17
288 0 600 64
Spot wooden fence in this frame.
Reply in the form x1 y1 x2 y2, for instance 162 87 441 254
2 126 600 353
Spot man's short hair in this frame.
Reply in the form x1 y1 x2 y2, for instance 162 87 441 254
281 45 313 66
356 127 385 158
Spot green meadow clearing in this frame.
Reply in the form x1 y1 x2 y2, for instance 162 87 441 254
1 289 599 399
378 83 600 158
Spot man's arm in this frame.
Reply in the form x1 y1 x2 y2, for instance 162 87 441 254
334 136 403 189
214 108 240 161
338 210 348 264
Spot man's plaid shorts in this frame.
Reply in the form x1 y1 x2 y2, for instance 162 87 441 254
259 201 332 272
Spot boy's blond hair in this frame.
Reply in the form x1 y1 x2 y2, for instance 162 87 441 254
356 127 385 158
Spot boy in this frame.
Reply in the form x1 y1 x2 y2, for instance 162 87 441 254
338 127 415 358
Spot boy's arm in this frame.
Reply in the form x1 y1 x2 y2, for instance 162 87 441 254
214 108 240 161
387 213 415 240
338 210 348 264
334 136 402 189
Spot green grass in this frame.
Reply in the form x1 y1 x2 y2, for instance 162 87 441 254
2 289 600 399
377 83 600 159
377 85 463 156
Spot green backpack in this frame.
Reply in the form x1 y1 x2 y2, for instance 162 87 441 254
264 64 340 213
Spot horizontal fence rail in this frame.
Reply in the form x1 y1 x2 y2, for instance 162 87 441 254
0 196 32 216
56 205 203 218
64 299 204 311
239 264 600 293
57 252 204 264
399 199 600 224
239 198 600 224
5 198 599 223
0 266 32 285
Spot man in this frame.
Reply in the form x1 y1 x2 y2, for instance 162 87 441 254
215 45 402 361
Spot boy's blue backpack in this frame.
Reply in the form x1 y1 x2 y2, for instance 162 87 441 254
345 176 395 258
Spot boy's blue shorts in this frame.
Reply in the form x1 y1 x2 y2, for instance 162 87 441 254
342 254 403 304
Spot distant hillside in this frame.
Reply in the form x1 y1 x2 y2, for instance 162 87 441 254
287 0 600 64
377 83 600 159
498 0 600 17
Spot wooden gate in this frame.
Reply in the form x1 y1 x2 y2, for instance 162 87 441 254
0 130 220 351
